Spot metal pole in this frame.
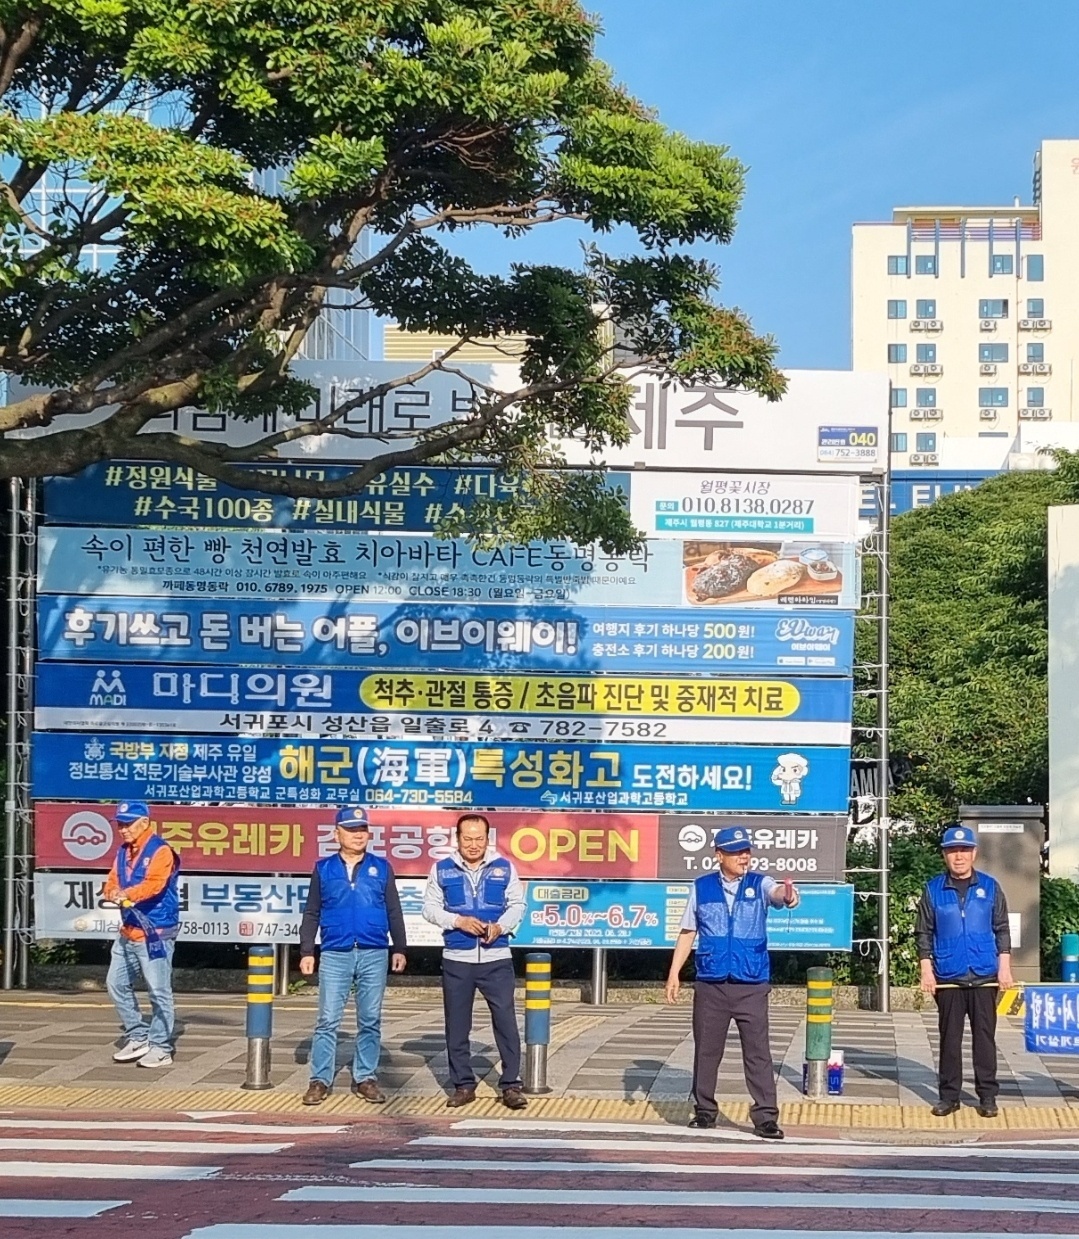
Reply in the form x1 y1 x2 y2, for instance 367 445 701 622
241 944 274 1090
877 436 892 1014
523 952 551 1095
2 477 20 990
17 476 35 988
273 942 290 995
804 966 833 1097
589 947 608 1006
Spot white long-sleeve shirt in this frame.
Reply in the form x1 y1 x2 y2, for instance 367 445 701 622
422 850 526 963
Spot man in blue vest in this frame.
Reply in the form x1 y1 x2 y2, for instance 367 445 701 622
423 812 528 1109
299 806 407 1105
916 823 1013 1118
102 800 181 1069
665 824 799 1138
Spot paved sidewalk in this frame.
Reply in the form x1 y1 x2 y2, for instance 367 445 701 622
1 989 1076 1114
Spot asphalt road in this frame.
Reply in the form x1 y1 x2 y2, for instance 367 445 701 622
4 1107 1079 1237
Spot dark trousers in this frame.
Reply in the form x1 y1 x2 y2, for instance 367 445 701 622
442 957 522 1090
691 979 778 1126
934 984 999 1104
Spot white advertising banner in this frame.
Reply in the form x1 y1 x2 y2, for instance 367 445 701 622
33 871 444 946
560 370 888 474
629 473 861 541
15 364 886 472
1049 505 1079 879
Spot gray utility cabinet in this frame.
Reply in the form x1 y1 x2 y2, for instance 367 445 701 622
958 803 1045 983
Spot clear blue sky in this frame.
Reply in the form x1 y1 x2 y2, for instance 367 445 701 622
430 0 1079 370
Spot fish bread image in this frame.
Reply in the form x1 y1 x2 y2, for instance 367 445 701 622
692 553 758 600
746 559 805 597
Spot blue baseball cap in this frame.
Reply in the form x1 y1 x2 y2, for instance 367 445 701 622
941 824 976 849
335 806 370 831
115 800 150 823
713 825 754 852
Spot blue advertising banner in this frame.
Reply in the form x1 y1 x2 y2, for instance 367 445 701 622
859 471 996 519
34 662 853 745
43 462 631 532
516 880 854 950
30 733 852 812
37 873 853 949
37 597 856 675
37 528 862 609
1025 985 1079 1055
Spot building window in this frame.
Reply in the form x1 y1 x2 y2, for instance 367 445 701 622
979 298 1008 318
891 432 908 452
915 255 937 275
916 388 937 407
915 343 936 363
1027 343 1045 363
915 432 937 452
887 299 907 319
887 255 909 275
1027 387 1045 407
991 254 1014 275
1026 254 1044 281
891 387 907 408
978 387 1009 407
1027 298 1045 318
915 299 936 318
887 343 907 363
978 343 1008 363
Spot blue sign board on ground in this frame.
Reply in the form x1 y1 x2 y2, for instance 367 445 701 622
31 733 852 812
37 528 862 609
43 463 632 532
1025 985 1079 1054
515 880 854 950
37 597 856 675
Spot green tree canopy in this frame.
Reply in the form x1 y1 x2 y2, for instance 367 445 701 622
882 454 1079 825
0 0 783 548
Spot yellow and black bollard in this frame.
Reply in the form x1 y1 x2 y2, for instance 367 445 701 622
523 952 552 1095
804 966 833 1098
241 943 275 1091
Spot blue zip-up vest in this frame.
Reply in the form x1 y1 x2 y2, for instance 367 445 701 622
927 870 1000 981
694 870 770 983
116 833 180 936
437 855 512 951
316 852 392 951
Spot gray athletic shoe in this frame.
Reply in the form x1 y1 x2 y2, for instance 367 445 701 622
136 1047 173 1068
112 1039 150 1062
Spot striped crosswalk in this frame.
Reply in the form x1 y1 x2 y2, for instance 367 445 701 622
4 1111 1079 1235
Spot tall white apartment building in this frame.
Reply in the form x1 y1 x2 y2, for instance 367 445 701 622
852 138 1079 469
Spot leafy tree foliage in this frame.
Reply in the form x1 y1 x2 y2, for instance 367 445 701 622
0 1 782 548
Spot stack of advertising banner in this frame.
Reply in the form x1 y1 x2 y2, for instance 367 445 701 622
31 365 888 955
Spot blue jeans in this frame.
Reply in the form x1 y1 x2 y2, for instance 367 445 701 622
105 936 176 1052
309 948 389 1086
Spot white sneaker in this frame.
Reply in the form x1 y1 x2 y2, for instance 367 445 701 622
136 1047 173 1068
113 1040 150 1063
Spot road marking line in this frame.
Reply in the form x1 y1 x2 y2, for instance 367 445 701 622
413 1134 1079 1161
280 1186 1079 1213
0 1162 222 1180
180 1227 1079 1239
0 1138 289 1154
0 1199 129 1218
352 1157 1079 1186
0 1119 342 1136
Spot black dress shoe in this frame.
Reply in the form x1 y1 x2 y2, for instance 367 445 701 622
688 1114 716 1129
976 1102 999 1118
753 1121 784 1140
930 1101 960 1117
